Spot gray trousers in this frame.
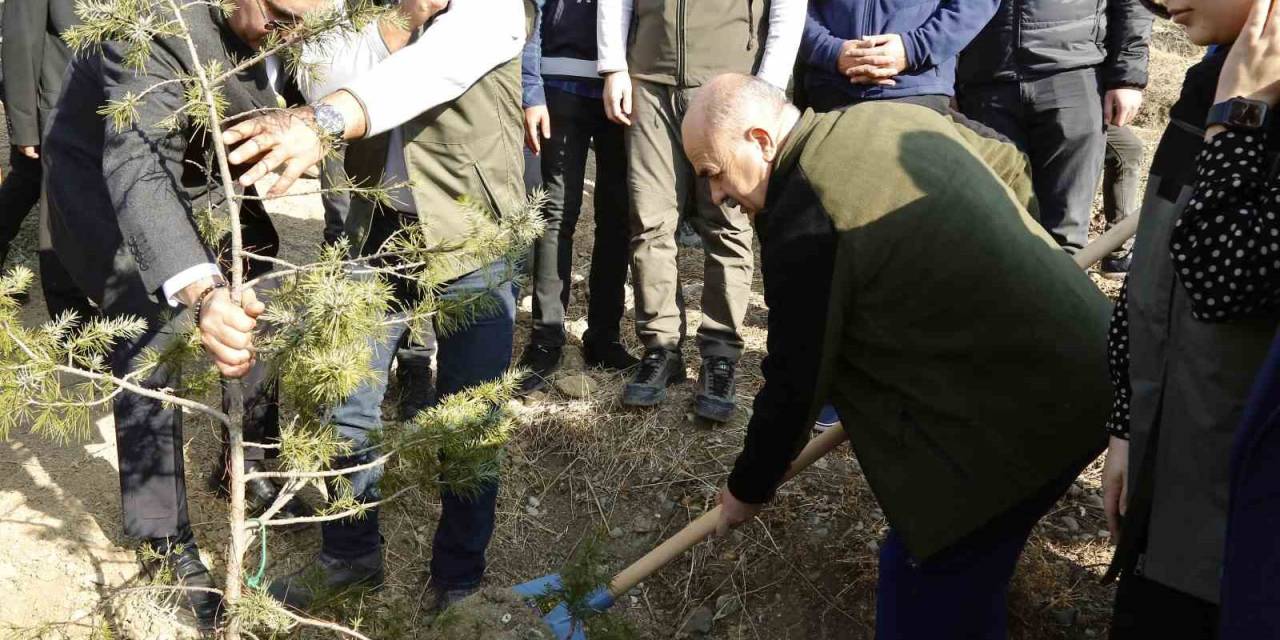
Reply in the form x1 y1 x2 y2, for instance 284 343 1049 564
626 80 753 360
959 67 1106 253
1103 123 1145 256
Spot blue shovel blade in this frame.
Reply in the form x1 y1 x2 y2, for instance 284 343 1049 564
513 574 616 640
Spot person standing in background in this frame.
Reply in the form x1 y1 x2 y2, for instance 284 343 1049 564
515 0 639 396
799 0 999 114
1 0 92 320
1098 123 1146 277
957 0 1153 254
597 0 805 422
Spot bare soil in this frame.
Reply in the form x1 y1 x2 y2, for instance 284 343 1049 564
0 23 1201 640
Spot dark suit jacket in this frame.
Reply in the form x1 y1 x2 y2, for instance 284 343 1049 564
2 0 77 146
43 4 284 306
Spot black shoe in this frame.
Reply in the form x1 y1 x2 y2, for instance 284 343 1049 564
431 584 479 614
394 358 436 421
694 356 737 422
267 550 385 611
583 339 640 371
623 348 686 407
516 343 562 395
1099 252 1131 280
214 460 314 520
138 535 223 632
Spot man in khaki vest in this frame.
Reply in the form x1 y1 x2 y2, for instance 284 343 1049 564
596 0 804 421
224 0 526 613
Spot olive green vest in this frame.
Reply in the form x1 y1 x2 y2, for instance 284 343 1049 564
627 0 769 88
776 105 1110 560
344 58 525 280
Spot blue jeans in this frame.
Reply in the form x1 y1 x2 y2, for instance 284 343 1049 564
876 467 1077 639
322 227 518 590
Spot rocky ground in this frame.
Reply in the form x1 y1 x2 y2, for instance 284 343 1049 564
0 21 1200 640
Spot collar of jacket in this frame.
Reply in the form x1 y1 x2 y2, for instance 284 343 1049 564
765 108 821 213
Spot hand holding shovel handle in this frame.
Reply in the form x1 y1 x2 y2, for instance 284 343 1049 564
608 424 849 598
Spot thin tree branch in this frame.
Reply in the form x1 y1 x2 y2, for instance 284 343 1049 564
258 487 412 527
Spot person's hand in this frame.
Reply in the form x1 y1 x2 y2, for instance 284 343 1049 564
17 145 39 160
715 486 763 537
381 0 449 51
1216 0 1280 108
1104 88 1144 127
603 72 633 126
524 105 551 155
843 34 907 86
1102 436 1130 543
222 107 327 197
181 282 265 378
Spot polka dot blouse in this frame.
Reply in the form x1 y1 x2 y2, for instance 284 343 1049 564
1106 130 1280 439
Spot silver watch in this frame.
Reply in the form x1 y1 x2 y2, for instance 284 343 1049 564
311 103 345 139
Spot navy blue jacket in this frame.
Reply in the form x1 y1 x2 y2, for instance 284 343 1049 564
521 0 601 107
1221 331 1280 638
800 0 1000 103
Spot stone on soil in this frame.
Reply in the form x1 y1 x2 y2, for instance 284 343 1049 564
430 587 554 640
555 374 597 399
679 605 715 637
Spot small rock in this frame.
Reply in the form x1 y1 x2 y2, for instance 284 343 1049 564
522 389 549 404
1097 529 1111 539
684 283 704 301
561 346 586 371
713 594 741 620
814 527 830 537
524 505 540 517
866 541 879 553
632 515 657 533
680 606 715 636
1068 483 1084 497
1062 516 1081 533
1051 608 1079 627
519 295 534 313
1086 495 1105 509
555 374 597 399
527 496 541 508
609 527 625 539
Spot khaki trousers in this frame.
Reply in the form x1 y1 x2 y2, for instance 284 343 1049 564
626 80 752 359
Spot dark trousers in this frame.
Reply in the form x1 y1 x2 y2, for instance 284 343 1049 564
1103 124 1144 256
0 146 93 320
959 68 1106 253
876 468 1077 639
1110 573 1219 639
322 210 516 590
101 207 282 540
528 88 630 349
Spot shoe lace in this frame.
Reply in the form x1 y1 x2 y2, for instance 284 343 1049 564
635 350 668 384
707 358 735 396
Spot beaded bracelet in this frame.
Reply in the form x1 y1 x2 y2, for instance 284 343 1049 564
193 281 229 324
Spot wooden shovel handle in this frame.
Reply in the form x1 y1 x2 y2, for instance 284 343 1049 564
608 424 849 598
1074 214 1138 271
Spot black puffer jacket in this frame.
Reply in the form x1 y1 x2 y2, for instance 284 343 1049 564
957 0 1152 89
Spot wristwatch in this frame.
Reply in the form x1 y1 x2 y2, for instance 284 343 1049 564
311 102 346 140
1206 97 1270 132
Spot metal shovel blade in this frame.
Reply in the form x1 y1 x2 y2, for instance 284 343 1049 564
513 573 615 639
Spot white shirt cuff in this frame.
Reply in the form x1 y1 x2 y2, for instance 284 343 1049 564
162 263 223 307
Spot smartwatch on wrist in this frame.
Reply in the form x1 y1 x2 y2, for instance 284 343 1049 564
1206 97 1270 132
311 102 346 141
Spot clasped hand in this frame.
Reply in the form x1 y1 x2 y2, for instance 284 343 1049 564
183 283 265 378
838 33 908 86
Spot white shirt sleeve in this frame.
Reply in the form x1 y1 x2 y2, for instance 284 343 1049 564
161 263 223 307
755 0 806 90
331 0 525 137
298 20 392 103
596 0 633 74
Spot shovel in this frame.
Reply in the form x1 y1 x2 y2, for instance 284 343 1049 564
513 423 850 639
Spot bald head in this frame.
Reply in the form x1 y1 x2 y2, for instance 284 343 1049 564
682 73 800 217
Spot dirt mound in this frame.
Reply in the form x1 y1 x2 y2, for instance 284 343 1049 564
429 587 555 640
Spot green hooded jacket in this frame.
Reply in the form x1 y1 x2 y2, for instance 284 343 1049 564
730 103 1110 560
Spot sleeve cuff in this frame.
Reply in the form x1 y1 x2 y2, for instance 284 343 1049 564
162 263 223 307
901 31 924 70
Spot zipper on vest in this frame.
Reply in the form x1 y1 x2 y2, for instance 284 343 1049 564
677 0 686 85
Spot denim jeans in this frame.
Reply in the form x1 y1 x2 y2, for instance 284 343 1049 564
528 87 630 348
322 211 517 590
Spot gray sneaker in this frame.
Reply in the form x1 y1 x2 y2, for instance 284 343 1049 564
694 356 737 422
623 348 687 407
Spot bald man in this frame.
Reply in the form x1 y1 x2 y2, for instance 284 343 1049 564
686 74 1111 638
